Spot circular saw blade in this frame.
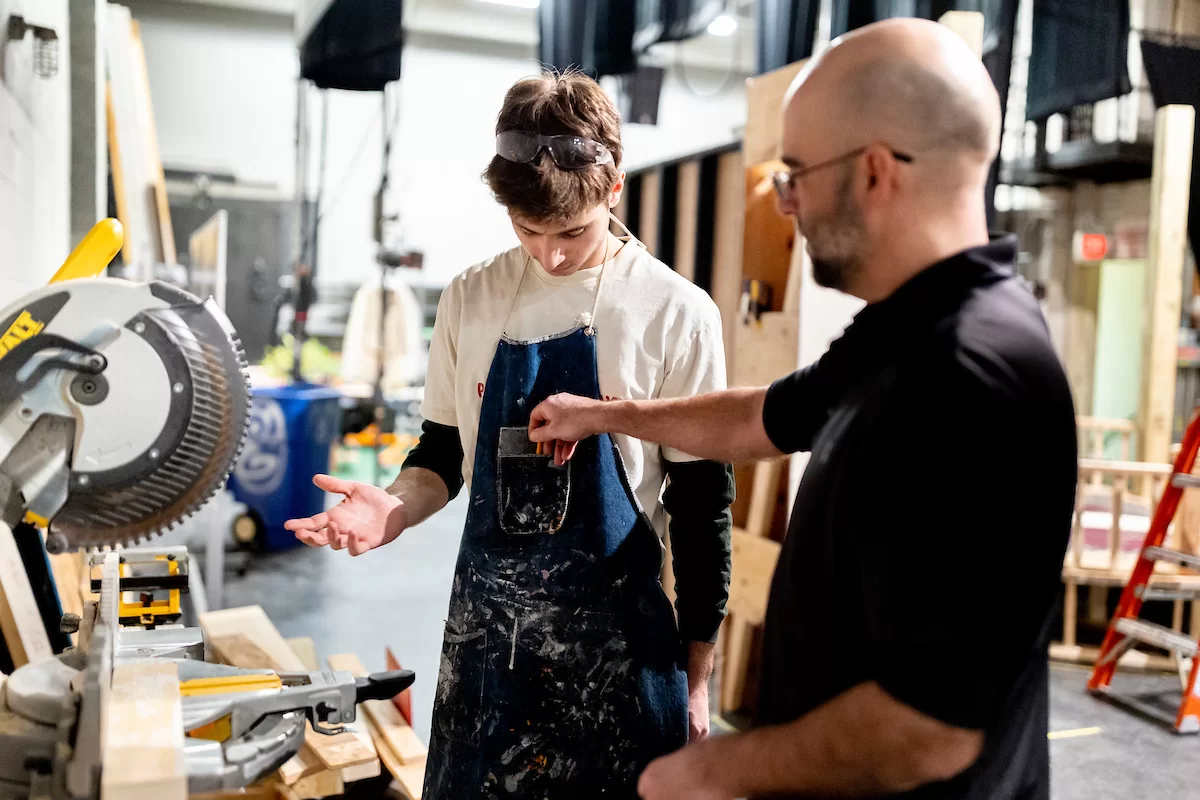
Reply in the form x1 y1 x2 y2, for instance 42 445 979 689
50 283 251 548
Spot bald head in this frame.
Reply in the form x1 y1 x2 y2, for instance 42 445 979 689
785 18 1001 178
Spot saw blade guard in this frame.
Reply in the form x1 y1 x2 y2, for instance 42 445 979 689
0 279 251 548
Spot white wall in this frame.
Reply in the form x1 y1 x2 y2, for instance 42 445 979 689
0 0 71 303
126 1 748 288
129 1 298 192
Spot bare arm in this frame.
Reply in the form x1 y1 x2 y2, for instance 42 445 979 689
383 466 450 535
638 682 983 799
285 467 450 556
529 387 782 464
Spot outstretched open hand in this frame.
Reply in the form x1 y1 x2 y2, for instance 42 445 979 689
284 474 406 556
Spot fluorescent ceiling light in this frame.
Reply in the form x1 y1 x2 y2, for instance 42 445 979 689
707 13 737 36
478 0 540 8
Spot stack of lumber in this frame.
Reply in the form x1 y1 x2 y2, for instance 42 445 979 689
198 605 425 799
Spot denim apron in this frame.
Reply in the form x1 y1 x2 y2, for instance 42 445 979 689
423 225 688 799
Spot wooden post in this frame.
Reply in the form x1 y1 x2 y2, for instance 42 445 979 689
711 151 745 372
1139 104 1195 464
674 161 701 282
639 171 661 257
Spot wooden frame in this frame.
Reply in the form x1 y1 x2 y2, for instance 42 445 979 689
1054 458 1200 668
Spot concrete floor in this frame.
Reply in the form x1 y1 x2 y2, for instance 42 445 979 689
220 495 1198 799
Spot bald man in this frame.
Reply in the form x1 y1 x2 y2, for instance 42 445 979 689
528 18 1076 800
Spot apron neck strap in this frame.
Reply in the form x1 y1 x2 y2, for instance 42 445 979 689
502 217 623 337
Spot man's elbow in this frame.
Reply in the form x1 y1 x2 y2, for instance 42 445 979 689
909 725 983 786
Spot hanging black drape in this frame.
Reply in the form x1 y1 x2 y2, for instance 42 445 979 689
1139 37 1200 267
632 0 724 52
538 0 639 78
756 0 820 74
1025 0 1130 121
300 0 403 91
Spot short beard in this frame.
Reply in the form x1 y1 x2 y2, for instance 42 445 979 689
804 167 866 293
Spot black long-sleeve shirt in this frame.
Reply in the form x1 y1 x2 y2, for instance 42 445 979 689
403 419 733 643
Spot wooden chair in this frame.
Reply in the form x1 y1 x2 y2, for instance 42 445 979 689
1054 457 1200 673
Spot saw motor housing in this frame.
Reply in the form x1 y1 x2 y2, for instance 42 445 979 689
0 278 251 550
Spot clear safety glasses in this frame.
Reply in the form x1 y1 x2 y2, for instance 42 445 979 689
496 131 616 170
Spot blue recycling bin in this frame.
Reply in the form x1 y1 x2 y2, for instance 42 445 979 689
230 383 342 552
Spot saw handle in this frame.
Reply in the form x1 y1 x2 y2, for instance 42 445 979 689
355 669 415 703
50 219 124 283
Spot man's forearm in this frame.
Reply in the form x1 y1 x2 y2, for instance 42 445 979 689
686 641 715 691
695 682 983 797
384 466 451 539
599 388 780 463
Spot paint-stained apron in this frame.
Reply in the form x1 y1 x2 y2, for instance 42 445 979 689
423 237 688 799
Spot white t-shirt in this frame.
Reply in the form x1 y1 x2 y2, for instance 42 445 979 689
420 240 727 535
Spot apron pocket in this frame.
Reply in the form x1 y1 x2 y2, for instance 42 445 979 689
497 426 571 535
431 625 487 746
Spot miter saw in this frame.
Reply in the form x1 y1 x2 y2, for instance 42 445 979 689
0 221 414 799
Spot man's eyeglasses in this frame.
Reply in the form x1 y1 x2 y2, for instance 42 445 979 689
771 146 914 204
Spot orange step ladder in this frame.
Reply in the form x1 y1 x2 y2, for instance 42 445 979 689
1087 409 1200 733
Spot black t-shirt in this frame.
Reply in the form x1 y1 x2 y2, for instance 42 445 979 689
759 237 1077 800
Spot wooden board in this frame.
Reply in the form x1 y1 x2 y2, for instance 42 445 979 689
743 61 806 167
371 721 426 800
1064 262 1101 416
384 648 414 725
199 606 305 671
101 660 186 800
201 607 377 772
729 529 782 626
733 312 798 388
326 654 427 764
711 150 746 368
278 747 322 786
1140 104 1195 464
301 719 377 772
288 769 343 800
286 637 319 671
674 161 701 282
0 521 52 668
129 22 176 264
210 634 280 671
640 170 661 256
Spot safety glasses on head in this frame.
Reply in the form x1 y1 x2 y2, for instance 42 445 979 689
496 131 616 170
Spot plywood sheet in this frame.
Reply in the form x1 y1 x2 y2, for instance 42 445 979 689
729 529 782 626
744 61 806 167
732 312 798 388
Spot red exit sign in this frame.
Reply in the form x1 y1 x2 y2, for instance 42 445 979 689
1073 232 1109 262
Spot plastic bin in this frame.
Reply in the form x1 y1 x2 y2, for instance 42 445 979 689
229 383 342 552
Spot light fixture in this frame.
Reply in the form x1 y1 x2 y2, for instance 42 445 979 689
7 15 59 78
707 13 737 36
477 0 541 9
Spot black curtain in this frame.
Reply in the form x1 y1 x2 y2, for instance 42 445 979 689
539 0 639 78
633 0 724 52
756 0 820 73
300 0 404 91
1025 0 1130 121
1139 37 1200 267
